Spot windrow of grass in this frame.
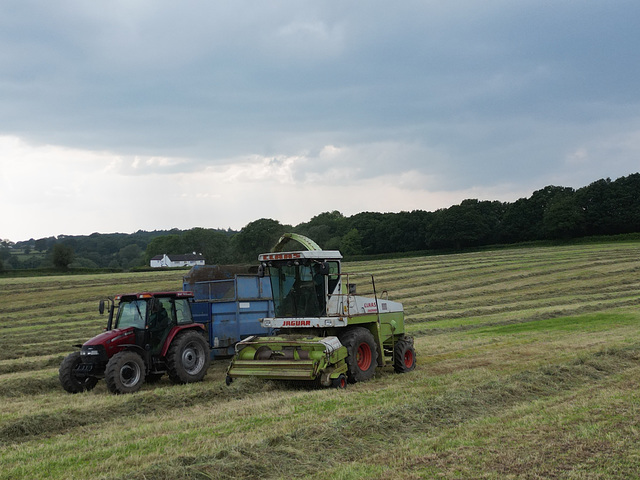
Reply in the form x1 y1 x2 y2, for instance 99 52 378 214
2 241 640 479
2 342 638 480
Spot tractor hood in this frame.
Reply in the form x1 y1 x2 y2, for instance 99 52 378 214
82 327 137 359
80 327 136 364
84 327 136 347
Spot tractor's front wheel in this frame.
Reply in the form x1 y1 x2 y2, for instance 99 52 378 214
339 327 378 383
393 337 416 373
167 330 211 384
59 352 98 393
105 351 146 394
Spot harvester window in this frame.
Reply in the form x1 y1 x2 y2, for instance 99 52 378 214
328 261 340 295
115 300 147 329
270 263 324 317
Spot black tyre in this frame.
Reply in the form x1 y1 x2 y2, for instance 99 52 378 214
394 337 416 373
105 351 146 394
331 374 347 389
339 327 378 383
59 352 99 393
167 330 211 384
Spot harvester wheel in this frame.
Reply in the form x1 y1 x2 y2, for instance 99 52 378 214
59 352 98 393
339 327 378 383
331 374 347 389
167 330 211 384
105 351 146 394
394 338 416 373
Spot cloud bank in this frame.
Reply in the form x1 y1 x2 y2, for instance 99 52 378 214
2 1 640 240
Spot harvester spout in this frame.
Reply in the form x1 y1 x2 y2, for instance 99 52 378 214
271 233 322 252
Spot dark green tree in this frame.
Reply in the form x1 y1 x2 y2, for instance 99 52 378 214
0 243 10 262
231 219 286 262
384 210 432 252
52 244 74 269
348 212 386 254
118 244 144 269
295 211 348 249
144 234 185 264
577 173 640 236
340 228 364 256
542 192 584 239
426 200 504 249
183 228 232 264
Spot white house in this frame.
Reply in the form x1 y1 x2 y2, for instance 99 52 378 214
150 253 205 268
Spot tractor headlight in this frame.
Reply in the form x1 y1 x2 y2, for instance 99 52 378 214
263 319 272 327
80 345 107 362
324 319 334 327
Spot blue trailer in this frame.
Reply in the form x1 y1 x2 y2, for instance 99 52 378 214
183 265 274 360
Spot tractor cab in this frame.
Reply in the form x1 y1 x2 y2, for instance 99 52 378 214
106 292 194 355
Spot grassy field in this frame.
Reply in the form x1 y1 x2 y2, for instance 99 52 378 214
1 242 640 479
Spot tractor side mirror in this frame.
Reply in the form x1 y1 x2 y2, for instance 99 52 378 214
258 264 265 278
318 262 330 275
99 299 105 315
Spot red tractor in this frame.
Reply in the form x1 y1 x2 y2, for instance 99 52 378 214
59 291 210 394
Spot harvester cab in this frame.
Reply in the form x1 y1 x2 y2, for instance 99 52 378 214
262 249 342 320
59 291 211 394
226 233 416 388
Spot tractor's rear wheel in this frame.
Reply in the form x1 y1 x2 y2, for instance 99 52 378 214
167 330 210 384
105 351 146 394
59 352 98 393
394 338 416 373
339 327 378 383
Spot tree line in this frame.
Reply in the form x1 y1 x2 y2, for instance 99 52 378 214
2 173 639 271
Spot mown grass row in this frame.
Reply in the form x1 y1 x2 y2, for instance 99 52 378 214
0 270 185 314
2 242 640 479
3 338 638 479
393 245 640 336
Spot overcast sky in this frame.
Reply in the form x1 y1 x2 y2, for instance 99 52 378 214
2 1 640 242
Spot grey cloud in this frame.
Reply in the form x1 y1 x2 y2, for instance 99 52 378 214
1 1 639 190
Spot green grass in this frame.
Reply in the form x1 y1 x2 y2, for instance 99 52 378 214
2 242 640 479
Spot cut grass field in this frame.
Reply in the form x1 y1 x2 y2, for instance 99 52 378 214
1 242 640 479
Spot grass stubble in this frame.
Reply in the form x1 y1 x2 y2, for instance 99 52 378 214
1 242 640 479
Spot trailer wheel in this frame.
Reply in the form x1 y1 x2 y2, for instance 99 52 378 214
59 352 98 393
394 339 416 373
339 327 378 383
105 351 146 394
167 330 211 384
331 374 347 389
